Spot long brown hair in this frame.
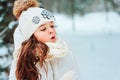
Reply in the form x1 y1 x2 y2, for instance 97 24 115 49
16 35 49 80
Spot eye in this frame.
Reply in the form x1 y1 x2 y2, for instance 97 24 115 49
40 27 46 31
50 25 55 28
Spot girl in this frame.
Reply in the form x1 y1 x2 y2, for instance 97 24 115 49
9 0 80 80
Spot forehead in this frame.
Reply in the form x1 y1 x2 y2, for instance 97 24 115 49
40 21 54 27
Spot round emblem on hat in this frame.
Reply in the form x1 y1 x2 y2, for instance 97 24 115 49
32 16 40 24
41 10 53 19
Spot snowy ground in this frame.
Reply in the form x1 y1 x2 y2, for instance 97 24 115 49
55 11 120 80
59 34 120 80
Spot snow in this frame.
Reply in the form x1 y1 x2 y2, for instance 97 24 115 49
0 72 8 80
8 21 17 29
0 46 8 56
0 14 4 23
0 46 12 80
54 11 120 80
0 6 3 10
1 0 7 2
60 35 120 80
0 45 12 68
0 56 12 68
55 11 120 35
0 11 120 80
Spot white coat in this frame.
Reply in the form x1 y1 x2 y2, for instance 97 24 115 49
9 28 80 80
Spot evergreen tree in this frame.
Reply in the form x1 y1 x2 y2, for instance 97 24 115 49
0 0 16 79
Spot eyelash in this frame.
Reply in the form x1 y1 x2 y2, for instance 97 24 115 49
40 28 46 31
40 26 55 31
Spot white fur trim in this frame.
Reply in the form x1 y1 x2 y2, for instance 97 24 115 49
45 39 69 60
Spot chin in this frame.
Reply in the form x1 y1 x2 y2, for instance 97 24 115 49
51 40 56 43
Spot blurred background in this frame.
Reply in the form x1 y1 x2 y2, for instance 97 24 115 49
0 0 120 80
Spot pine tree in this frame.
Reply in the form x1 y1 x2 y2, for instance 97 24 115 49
0 0 42 79
0 0 16 79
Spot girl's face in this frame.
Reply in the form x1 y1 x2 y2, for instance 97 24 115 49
34 21 56 43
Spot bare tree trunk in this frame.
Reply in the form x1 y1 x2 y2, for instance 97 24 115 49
104 0 109 21
71 0 75 31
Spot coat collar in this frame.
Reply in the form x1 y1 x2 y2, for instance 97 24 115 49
45 38 69 61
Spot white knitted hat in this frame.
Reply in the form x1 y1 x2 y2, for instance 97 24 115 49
18 7 55 41
13 7 55 53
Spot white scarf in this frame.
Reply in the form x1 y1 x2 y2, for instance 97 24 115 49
13 39 68 60
45 39 69 61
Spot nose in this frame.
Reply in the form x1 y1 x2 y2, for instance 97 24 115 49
48 27 54 34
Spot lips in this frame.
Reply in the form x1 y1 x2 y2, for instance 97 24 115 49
50 36 56 42
51 36 55 39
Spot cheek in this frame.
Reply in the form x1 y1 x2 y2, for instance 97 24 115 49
34 32 49 42
53 29 56 34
